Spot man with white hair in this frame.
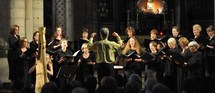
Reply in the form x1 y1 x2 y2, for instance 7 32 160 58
184 41 202 78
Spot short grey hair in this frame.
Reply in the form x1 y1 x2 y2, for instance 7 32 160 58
167 37 176 45
100 27 109 39
188 41 198 48
193 24 202 32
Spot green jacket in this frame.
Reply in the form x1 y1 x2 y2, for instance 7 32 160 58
88 36 122 64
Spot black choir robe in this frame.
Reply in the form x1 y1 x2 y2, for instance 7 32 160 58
7 34 20 80
205 36 215 77
76 51 95 84
186 51 202 78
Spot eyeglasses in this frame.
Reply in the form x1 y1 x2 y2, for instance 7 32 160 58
23 41 28 43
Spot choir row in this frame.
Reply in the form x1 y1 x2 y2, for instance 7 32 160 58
7 24 215 93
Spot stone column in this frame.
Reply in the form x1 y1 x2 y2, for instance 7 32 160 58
66 0 73 42
175 0 181 27
33 0 44 31
0 58 10 82
10 0 26 37
0 0 10 41
55 0 66 31
25 0 33 40
10 0 43 40
71 0 74 42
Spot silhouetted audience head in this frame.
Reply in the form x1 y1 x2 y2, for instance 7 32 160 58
41 82 58 93
83 76 97 93
152 83 170 93
125 80 141 93
128 74 142 88
71 87 88 93
145 78 157 93
61 80 82 93
114 74 124 87
97 76 118 93
101 76 118 87
70 80 82 91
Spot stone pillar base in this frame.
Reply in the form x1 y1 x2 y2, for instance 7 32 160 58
0 58 10 83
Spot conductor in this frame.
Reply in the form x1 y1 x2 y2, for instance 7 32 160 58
88 27 122 85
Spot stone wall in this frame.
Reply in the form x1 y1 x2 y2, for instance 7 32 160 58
0 58 10 83
0 0 10 44
10 0 43 40
0 1 10 83
0 0 44 83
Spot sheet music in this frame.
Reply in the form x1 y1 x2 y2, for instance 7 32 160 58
114 65 123 69
73 50 80 57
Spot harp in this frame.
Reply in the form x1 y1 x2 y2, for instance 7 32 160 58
38 27 48 83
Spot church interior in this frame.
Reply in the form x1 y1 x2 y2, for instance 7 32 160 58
0 0 215 93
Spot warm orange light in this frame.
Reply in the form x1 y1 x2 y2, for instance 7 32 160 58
159 31 163 36
137 0 164 14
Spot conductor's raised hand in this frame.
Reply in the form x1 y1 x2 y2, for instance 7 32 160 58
90 32 97 38
112 32 119 37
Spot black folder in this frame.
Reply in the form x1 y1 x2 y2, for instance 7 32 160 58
47 39 60 46
139 52 155 62
63 55 73 59
46 49 55 55
124 50 137 58
156 35 169 43
46 39 62 51
72 50 81 57
157 47 169 55
166 50 186 64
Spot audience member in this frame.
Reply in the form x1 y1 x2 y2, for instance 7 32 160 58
41 82 58 93
128 74 142 87
114 74 124 88
125 80 141 93
152 83 170 93
83 76 97 93
98 76 118 93
72 87 88 93
144 78 157 93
